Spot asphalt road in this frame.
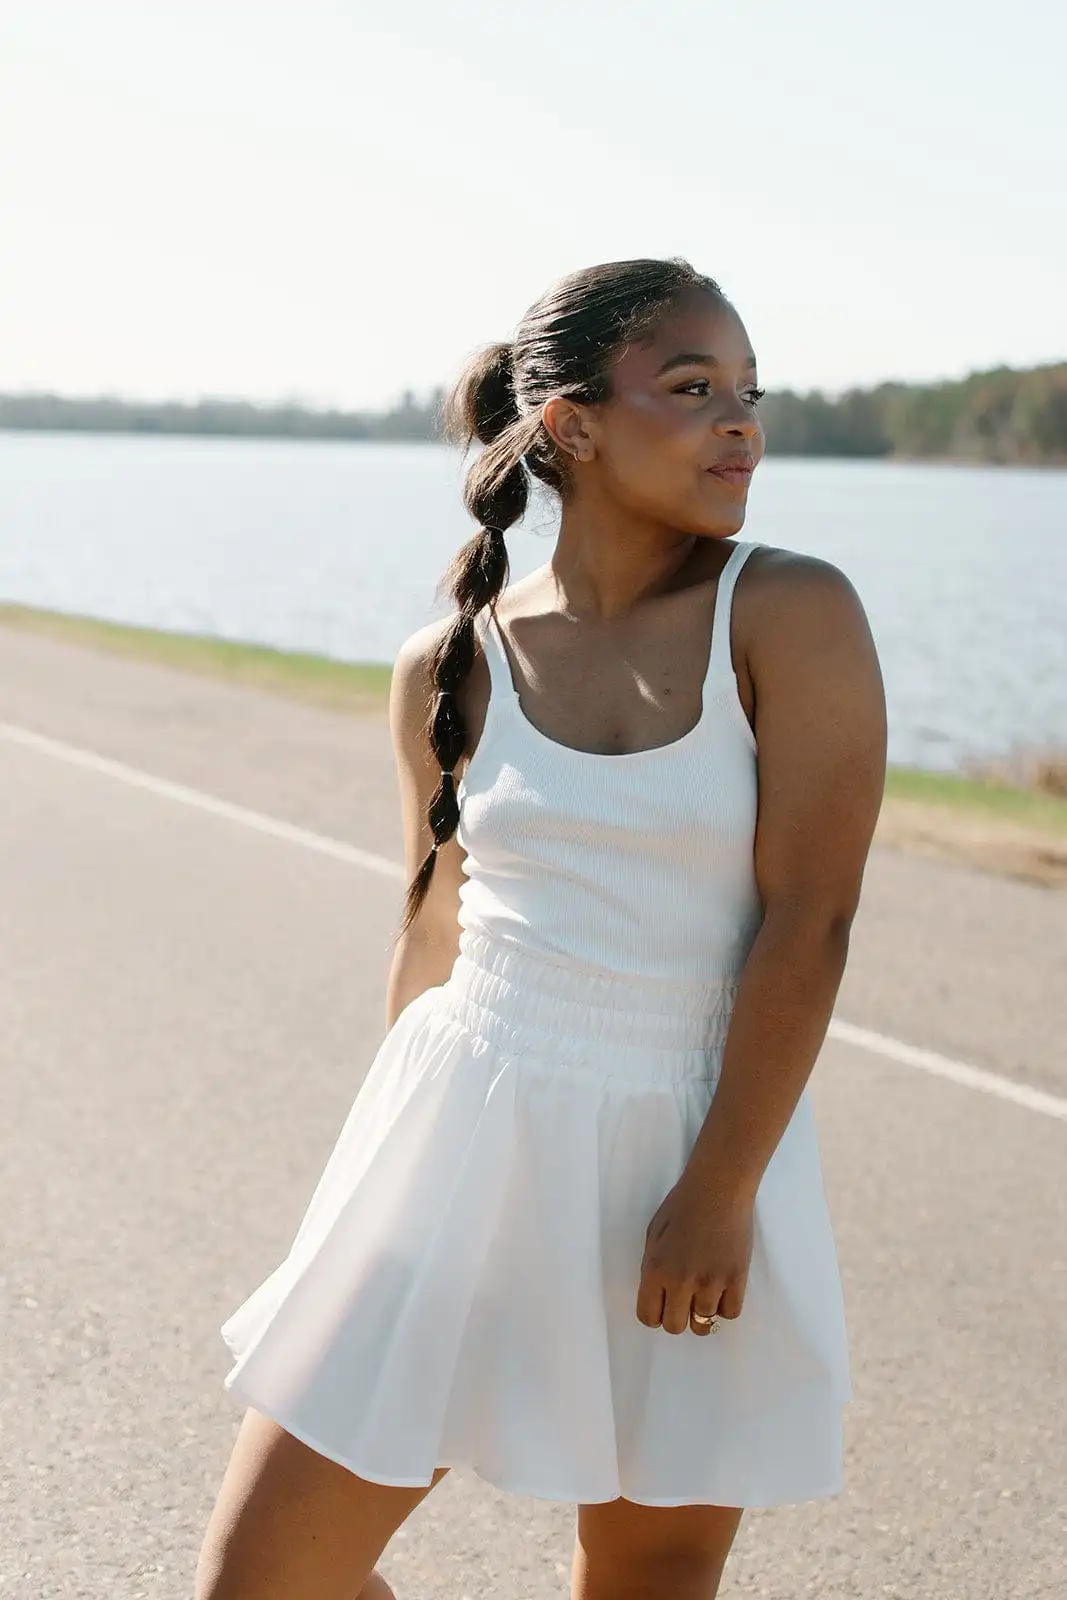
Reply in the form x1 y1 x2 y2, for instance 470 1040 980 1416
2 627 1064 1599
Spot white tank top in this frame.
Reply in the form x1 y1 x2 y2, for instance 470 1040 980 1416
455 539 762 983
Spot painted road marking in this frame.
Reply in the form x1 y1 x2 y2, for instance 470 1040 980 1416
828 1019 1067 1122
0 718 404 880
3 716 1065 1125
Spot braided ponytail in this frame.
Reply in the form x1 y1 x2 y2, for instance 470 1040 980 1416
396 342 541 937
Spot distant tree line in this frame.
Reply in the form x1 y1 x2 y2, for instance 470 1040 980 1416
0 386 446 442
760 362 1067 464
2 363 1065 464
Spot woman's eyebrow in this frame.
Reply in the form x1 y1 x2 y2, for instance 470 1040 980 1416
654 351 759 376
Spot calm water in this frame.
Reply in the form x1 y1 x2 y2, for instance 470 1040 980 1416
1 431 1065 772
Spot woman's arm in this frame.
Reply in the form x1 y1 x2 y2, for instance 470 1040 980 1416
684 550 887 1196
385 621 470 1029
636 551 887 1335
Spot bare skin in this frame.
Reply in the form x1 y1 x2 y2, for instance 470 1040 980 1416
196 287 886 1599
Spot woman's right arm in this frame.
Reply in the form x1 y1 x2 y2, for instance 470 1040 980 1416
384 620 470 1029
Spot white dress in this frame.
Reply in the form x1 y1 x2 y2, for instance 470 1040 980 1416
220 538 853 1508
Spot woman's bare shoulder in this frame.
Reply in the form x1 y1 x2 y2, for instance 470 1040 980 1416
388 617 455 755
736 543 872 656
739 542 861 604
389 613 491 763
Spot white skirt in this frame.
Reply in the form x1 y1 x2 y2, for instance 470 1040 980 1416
221 929 852 1508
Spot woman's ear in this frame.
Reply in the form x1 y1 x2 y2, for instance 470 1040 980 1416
541 396 597 463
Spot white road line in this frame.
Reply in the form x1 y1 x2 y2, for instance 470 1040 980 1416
826 1020 1067 1122
0 718 405 881
3 716 1065 1124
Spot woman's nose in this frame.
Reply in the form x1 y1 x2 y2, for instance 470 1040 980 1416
715 412 761 438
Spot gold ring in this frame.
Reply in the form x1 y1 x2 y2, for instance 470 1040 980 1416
691 1311 719 1329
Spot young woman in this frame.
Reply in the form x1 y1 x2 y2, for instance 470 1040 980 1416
197 258 887 1599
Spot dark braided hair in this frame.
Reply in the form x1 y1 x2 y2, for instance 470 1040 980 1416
397 256 725 936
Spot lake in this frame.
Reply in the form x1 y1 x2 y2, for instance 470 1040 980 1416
0 431 1064 773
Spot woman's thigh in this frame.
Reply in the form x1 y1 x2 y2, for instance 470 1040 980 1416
571 1496 744 1600
195 1407 450 1600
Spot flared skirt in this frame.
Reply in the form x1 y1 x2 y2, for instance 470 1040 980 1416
221 929 852 1508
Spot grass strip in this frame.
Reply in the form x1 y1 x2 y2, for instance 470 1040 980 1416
0 601 391 712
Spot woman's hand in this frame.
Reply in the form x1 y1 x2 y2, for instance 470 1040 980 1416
635 1171 754 1336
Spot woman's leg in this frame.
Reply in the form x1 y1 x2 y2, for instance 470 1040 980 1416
195 1407 450 1600
571 1496 744 1600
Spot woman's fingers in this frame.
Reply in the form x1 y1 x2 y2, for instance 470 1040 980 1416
637 1264 740 1336
717 1270 748 1321
664 1281 728 1336
635 1275 666 1328
661 1284 699 1336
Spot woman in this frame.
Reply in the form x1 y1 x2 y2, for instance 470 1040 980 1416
197 258 887 1599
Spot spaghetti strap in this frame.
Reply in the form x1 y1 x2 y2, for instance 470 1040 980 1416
704 540 757 693
477 606 519 702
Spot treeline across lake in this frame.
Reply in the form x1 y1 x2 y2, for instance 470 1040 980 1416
0 388 443 443
764 361 1067 464
2 360 1066 464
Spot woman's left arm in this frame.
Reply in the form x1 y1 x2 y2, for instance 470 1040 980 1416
686 551 887 1195
636 552 887 1335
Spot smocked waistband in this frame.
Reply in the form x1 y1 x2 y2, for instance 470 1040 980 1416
435 929 737 1076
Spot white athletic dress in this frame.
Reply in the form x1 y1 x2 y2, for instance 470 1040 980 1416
220 538 853 1508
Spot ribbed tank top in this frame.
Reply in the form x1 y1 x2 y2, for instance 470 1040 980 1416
455 539 762 983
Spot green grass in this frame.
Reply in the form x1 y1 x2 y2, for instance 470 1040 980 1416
3 599 1066 835
884 763 1067 833
0 601 393 712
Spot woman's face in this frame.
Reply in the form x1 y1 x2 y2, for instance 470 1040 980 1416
577 287 765 537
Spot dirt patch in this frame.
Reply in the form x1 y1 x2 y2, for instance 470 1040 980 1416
876 797 1067 890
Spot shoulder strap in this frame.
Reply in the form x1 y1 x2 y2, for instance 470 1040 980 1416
476 605 519 700
705 540 758 691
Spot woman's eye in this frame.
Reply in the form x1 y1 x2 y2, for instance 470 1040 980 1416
674 380 766 405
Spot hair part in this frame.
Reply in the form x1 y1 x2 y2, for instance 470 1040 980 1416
396 256 725 937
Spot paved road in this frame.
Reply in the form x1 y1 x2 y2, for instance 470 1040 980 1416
2 627 1064 1599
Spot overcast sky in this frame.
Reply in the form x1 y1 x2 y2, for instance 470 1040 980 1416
2 0 1064 408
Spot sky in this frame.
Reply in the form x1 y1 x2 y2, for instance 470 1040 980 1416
1 0 1065 409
